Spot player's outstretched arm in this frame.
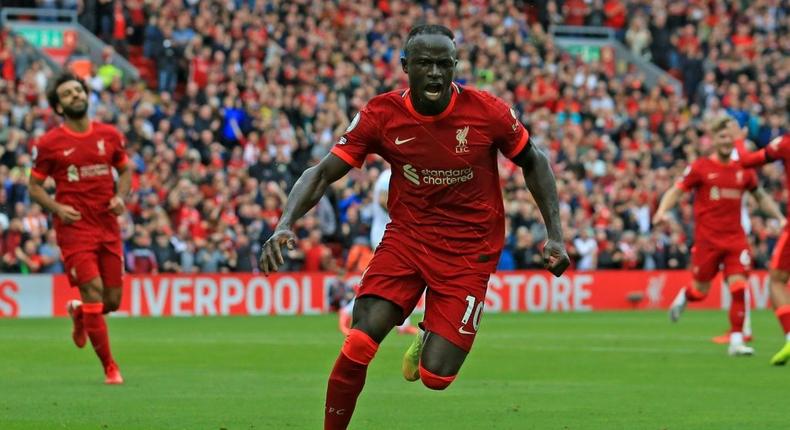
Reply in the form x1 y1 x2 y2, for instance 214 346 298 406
734 138 769 168
731 121 769 168
512 142 570 277
258 153 353 274
750 187 786 227
652 184 684 225
28 175 81 224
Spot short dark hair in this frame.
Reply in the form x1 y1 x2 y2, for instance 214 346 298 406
46 72 89 115
403 24 455 58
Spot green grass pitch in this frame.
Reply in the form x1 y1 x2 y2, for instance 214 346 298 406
0 311 786 429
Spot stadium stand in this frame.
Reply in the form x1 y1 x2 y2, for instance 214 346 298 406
0 0 786 274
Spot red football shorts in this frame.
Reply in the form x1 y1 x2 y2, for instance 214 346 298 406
358 234 493 352
770 227 790 271
63 241 124 288
691 241 751 282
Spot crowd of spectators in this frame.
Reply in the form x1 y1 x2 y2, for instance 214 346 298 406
0 0 787 275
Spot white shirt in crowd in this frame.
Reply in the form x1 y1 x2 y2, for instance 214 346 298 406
573 236 598 271
370 169 391 250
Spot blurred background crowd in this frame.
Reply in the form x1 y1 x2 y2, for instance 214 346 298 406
0 0 787 275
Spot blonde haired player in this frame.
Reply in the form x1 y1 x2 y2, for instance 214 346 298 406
653 116 784 356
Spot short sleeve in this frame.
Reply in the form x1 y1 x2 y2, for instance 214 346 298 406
111 128 129 169
30 138 54 181
486 94 530 159
677 161 702 191
330 105 379 169
765 135 790 162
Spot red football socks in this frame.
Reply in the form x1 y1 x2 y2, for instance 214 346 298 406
685 286 707 302
776 305 790 335
81 302 115 368
418 364 456 390
325 329 379 430
729 281 747 333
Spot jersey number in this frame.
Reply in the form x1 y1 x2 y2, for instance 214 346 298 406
462 295 484 331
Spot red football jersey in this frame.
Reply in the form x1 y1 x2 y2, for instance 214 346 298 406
331 84 529 264
31 122 128 251
677 155 758 249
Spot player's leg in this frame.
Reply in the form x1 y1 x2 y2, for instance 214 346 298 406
417 332 467 390
76 275 124 381
723 274 752 355
669 245 717 322
768 232 790 364
102 288 122 313
77 250 123 384
723 247 753 356
769 269 790 365
325 296 402 430
324 242 424 430
407 271 489 390
669 280 712 322
63 252 99 349
99 243 124 313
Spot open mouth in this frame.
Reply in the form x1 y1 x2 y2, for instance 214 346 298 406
424 83 443 100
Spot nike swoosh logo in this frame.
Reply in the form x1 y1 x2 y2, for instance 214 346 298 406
458 326 475 335
63 148 75 156
395 137 415 145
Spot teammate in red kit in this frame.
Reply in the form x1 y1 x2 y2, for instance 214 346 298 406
653 116 785 356
28 73 131 384
258 25 569 429
735 132 790 365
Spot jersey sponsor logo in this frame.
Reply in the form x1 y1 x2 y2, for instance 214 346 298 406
395 136 415 145
79 164 111 178
403 164 420 185
710 187 742 200
455 126 470 153
345 112 361 133
403 164 474 186
66 164 111 182
97 139 106 156
67 165 79 182
63 148 76 157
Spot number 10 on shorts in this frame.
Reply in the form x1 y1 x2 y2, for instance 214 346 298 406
460 295 484 334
